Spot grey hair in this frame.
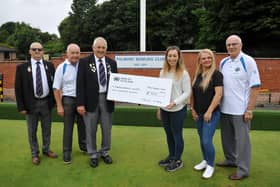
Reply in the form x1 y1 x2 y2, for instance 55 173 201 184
226 34 242 44
66 43 80 52
92 37 107 48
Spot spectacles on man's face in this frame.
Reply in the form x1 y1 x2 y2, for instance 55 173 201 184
31 48 43 52
226 43 239 47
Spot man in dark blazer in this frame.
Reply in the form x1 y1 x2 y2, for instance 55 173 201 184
15 42 58 165
77 37 118 168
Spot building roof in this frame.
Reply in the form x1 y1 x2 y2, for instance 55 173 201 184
0 46 16 52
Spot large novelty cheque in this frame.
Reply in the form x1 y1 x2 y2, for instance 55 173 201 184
107 73 172 107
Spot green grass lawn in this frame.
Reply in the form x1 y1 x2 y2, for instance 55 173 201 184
0 120 279 187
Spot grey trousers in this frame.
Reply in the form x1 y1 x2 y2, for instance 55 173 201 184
220 113 251 176
83 94 112 159
62 96 87 156
26 98 52 158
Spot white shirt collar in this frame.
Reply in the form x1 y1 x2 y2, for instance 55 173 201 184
31 58 43 65
94 55 105 63
65 59 78 66
230 51 243 62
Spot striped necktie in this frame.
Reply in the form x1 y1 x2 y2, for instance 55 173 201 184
98 59 106 86
36 61 43 97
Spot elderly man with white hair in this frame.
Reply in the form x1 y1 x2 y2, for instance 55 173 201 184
76 37 118 168
53 43 87 164
217 35 261 180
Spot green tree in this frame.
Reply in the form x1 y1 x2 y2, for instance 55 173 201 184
44 40 65 57
6 23 41 59
0 21 63 59
59 0 97 51
146 0 200 50
88 0 138 50
194 0 280 56
59 0 138 51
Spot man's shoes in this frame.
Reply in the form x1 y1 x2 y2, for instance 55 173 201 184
165 160 183 172
63 154 71 164
101 155 113 164
80 146 87 154
32 156 40 165
80 149 87 154
90 158 98 168
216 161 237 167
43 151 58 158
202 165 214 179
194 160 207 171
229 173 248 180
158 157 171 167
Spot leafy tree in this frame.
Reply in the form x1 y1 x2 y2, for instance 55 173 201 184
194 0 280 56
59 0 138 51
0 22 17 34
59 0 97 50
147 0 200 50
6 23 41 59
58 0 279 56
0 30 9 43
89 0 138 50
44 40 65 57
0 21 63 59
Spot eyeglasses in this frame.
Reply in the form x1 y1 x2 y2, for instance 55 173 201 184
226 43 239 47
31 48 43 52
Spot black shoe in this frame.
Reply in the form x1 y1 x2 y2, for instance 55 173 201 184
158 157 171 167
63 154 71 164
79 146 87 153
90 158 98 168
165 160 183 172
101 155 113 164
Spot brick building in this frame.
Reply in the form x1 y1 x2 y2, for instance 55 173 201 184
0 51 279 104
0 46 16 61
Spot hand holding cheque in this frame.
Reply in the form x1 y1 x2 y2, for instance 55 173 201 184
107 73 172 107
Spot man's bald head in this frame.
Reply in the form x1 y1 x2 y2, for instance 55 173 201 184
226 34 243 59
66 43 80 64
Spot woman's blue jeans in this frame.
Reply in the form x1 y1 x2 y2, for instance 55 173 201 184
196 110 220 166
160 107 186 160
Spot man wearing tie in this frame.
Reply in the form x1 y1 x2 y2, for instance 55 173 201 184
77 37 118 168
15 42 58 165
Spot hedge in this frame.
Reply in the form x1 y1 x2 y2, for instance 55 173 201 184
1 103 279 130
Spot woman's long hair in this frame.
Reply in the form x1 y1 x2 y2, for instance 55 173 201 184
192 49 216 92
162 46 185 80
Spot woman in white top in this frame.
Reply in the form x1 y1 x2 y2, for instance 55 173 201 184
157 46 191 172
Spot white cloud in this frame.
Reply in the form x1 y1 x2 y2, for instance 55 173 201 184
0 0 72 36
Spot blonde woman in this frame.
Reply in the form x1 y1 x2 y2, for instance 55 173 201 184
190 49 223 178
157 46 191 172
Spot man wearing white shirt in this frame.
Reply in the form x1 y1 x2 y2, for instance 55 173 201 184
15 42 58 165
217 35 261 180
53 43 87 164
76 37 118 168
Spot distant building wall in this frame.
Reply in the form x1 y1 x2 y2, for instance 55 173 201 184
0 51 279 103
0 53 3 61
0 51 17 61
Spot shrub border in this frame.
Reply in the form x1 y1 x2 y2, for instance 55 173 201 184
1 103 279 130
